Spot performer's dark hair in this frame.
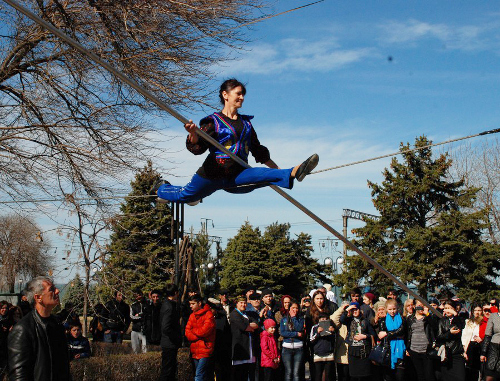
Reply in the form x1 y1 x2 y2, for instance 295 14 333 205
219 78 246 104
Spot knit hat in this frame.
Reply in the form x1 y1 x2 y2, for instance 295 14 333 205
249 292 261 301
264 319 276 329
349 302 360 309
364 292 376 302
261 288 273 297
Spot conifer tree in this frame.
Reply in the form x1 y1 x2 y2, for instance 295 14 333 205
102 161 173 296
337 136 500 302
61 274 85 315
220 222 268 295
220 222 325 297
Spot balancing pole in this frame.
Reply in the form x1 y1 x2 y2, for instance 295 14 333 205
4 0 442 317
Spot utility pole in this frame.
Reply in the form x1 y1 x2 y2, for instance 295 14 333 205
342 209 379 262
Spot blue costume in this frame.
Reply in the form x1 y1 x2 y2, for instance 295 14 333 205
157 112 294 203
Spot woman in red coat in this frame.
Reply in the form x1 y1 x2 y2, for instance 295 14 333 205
185 295 216 381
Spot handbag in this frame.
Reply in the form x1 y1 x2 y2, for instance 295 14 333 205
427 342 447 362
369 341 391 366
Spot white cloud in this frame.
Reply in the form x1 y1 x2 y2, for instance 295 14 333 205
378 19 498 52
219 37 376 75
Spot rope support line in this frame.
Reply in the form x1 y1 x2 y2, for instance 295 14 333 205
311 127 500 175
2 127 498 205
3 0 443 317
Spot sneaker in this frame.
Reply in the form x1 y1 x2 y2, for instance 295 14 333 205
295 154 319 182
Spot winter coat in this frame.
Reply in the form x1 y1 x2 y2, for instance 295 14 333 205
103 299 130 332
310 323 336 356
436 315 466 356
260 330 279 369
280 315 305 346
160 299 182 349
185 304 216 359
67 335 91 360
8 310 71 381
130 299 148 333
332 306 349 364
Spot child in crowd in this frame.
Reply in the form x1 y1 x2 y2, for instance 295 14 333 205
310 312 336 381
67 322 91 361
261 319 280 381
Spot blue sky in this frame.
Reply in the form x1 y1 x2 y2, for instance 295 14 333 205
20 1 500 283
163 1 500 267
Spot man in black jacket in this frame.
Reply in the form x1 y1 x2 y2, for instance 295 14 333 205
159 284 182 381
103 291 131 344
144 290 162 345
8 276 71 381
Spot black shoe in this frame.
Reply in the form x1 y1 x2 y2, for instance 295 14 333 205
150 178 170 195
295 154 319 182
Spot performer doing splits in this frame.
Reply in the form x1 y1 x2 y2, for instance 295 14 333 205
155 78 319 204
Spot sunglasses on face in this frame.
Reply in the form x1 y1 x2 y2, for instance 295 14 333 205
484 309 491 313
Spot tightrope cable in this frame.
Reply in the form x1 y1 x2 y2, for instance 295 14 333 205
311 128 500 175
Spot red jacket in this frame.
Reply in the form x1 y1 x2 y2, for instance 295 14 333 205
479 316 489 339
260 330 280 369
185 304 216 359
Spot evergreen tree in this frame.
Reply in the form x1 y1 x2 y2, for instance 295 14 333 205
337 136 500 303
61 274 85 315
220 221 325 298
220 222 268 295
102 161 173 297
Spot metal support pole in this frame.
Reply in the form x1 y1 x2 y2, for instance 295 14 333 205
343 214 348 263
175 202 180 286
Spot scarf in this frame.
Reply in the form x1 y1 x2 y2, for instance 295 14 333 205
386 313 406 369
349 317 362 344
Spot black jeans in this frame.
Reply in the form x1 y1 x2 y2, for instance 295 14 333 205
408 349 435 381
262 367 277 381
336 363 350 381
159 347 178 381
314 360 336 381
440 354 465 381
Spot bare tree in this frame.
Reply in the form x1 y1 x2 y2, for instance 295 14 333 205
451 138 500 244
0 0 266 201
56 198 111 336
0 214 52 292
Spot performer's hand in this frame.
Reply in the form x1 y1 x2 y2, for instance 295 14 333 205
184 120 198 143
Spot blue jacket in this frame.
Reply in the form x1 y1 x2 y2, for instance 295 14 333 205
280 316 305 345
310 323 336 356
67 335 91 360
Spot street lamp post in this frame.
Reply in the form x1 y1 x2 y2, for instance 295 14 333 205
324 256 344 305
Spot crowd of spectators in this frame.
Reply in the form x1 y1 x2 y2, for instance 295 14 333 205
161 285 500 381
1 277 500 381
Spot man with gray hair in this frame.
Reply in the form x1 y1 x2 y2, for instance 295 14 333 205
8 276 71 380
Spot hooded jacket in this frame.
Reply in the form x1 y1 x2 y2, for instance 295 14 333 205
185 304 216 359
260 330 279 369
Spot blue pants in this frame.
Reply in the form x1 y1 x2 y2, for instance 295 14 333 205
282 347 304 381
157 167 294 203
103 330 123 344
193 357 212 381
